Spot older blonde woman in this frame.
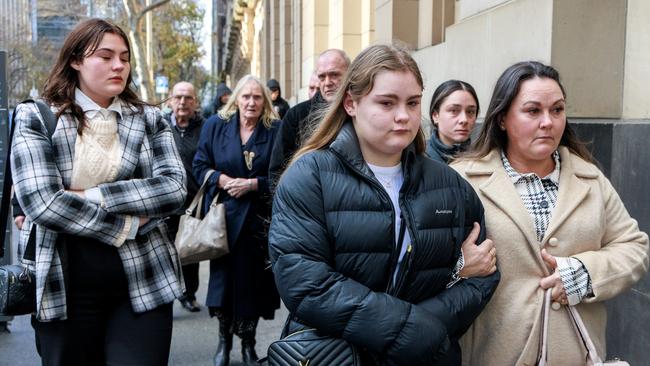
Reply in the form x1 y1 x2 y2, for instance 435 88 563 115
193 75 280 366
453 61 649 365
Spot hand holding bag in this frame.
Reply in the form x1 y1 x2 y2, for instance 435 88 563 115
537 289 629 366
174 170 229 265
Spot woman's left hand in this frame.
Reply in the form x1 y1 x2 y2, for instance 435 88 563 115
223 178 254 198
539 248 568 304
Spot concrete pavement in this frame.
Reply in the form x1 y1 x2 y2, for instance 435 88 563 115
0 262 289 366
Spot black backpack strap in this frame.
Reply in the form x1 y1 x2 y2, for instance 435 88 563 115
0 99 57 260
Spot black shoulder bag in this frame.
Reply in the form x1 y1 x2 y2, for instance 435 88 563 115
0 100 57 316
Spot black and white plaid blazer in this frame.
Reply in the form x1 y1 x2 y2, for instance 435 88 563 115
11 102 187 321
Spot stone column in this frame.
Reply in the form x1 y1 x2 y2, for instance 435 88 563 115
361 0 375 47
329 0 363 57
418 0 453 48
375 0 419 47
301 0 329 96
279 0 293 97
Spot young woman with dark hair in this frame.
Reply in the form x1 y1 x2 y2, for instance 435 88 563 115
426 80 480 163
11 18 186 365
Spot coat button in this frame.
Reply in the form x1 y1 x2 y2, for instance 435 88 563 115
551 301 561 310
548 237 559 247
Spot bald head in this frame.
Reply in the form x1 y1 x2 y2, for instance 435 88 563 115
170 81 197 127
316 49 350 102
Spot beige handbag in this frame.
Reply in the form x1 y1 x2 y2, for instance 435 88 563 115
174 170 229 265
537 289 629 366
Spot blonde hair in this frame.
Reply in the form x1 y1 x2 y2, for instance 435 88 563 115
218 74 278 128
292 44 426 164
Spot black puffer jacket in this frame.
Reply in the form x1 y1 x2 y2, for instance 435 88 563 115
268 90 326 190
269 122 500 365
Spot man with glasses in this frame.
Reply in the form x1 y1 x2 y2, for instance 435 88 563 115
165 81 205 312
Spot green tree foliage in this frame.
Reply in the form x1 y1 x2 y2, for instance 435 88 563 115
153 0 210 99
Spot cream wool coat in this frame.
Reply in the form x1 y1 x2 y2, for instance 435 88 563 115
452 147 649 366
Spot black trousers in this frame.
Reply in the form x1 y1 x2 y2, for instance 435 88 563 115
31 236 173 366
179 262 199 301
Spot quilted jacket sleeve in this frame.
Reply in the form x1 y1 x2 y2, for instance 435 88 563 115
96 107 186 217
11 103 129 246
417 180 500 337
269 153 450 366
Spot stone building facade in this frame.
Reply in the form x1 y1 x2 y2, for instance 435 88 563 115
219 1 650 362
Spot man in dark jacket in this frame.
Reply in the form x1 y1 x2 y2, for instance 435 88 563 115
268 49 350 189
165 81 205 312
267 79 290 119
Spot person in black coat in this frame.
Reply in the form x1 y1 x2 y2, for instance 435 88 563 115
193 75 280 366
267 89 325 189
203 83 232 119
269 45 500 365
268 49 350 190
426 80 480 164
266 79 290 119
164 81 205 312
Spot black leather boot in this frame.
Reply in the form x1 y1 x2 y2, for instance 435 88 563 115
213 321 233 366
241 335 259 365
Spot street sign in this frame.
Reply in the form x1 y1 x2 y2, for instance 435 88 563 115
155 75 169 95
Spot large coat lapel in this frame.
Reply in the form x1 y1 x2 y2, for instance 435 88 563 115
541 147 596 246
52 112 79 188
465 151 540 253
114 106 146 180
221 114 248 177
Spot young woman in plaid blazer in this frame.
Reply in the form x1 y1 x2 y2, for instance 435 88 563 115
10 19 187 365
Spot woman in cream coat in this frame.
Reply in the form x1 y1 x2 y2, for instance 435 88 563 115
452 61 648 365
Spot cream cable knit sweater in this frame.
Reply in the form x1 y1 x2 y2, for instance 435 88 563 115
70 110 132 246
70 111 122 189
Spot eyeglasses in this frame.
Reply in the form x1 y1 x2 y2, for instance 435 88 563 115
172 95 195 102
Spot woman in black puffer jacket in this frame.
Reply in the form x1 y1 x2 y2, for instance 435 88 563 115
269 45 500 366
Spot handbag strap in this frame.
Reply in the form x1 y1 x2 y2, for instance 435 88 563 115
0 99 57 260
567 303 604 364
537 288 605 365
185 170 216 219
537 288 552 365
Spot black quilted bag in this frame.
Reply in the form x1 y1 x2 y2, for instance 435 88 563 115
267 328 362 366
0 265 35 315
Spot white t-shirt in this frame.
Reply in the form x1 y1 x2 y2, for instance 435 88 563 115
367 162 411 284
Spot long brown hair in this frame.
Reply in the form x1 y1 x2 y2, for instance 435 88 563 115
217 74 278 128
42 18 145 135
468 61 592 162
292 44 426 165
